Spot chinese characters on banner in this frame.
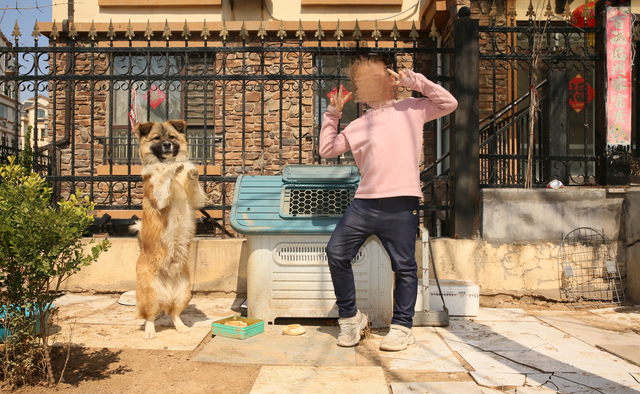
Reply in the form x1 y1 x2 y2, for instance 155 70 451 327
606 7 631 149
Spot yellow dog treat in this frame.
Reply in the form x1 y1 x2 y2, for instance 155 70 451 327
283 324 306 336
225 320 248 327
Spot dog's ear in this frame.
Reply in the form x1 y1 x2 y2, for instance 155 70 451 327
135 122 155 138
166 120 187 134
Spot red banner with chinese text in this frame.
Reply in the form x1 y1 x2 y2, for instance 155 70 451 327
606 7 632 148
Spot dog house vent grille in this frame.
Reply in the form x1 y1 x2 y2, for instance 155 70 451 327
273 244 365 266
281 187 355 217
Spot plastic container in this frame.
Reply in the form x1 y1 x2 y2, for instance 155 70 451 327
0 304 55 341
547 180 563 189
416 279 479 317
211 316 264 340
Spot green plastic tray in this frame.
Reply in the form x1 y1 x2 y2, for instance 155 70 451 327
211 316 264 340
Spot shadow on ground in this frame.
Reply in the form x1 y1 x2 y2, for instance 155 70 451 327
49 346 131 385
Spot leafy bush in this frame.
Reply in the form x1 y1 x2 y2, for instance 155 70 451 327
0 155 110 387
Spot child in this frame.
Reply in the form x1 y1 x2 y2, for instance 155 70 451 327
319 56 457 351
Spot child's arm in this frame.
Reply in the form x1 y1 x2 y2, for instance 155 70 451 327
319 100 352 159
390 68 458 121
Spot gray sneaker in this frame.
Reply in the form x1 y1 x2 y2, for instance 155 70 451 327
379 324 416 351
337 311 368 347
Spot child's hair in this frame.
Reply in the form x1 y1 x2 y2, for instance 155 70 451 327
347 54 397 108
347 54 393 80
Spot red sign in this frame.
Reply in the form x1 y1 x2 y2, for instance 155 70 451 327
606 7 632 147
327 84 351 104
568 74 594 113
143 84 166 109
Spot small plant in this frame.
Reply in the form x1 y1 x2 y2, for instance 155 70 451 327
0 151 110 387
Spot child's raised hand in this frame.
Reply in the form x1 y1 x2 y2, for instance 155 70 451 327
329 87 353 112
388 68 407 86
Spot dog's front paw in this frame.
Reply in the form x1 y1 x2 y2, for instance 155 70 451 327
175 325 190 334
174 164 185 174
142 331 157 340
187 168 199 180
143 320 157 340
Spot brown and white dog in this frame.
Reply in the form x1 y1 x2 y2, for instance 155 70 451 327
133 120 206 339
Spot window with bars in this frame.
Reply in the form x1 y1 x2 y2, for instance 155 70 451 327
109 55 220 164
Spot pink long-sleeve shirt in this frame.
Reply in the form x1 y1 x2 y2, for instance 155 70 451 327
319 69 458 199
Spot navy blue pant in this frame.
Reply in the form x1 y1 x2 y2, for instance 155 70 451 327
326 197 419 328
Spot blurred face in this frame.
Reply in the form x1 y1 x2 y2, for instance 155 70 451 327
352 61 395 109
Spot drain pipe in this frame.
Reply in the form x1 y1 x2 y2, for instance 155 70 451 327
436 34 443 238
39 0 73 157
62 0 74 149
436 34 443 177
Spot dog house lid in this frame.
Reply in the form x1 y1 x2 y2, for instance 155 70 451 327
281 164 360 184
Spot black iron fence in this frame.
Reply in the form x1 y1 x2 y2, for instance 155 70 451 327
478 17 601 187
0 12 606 239
0 21 453 237
0 144 52 175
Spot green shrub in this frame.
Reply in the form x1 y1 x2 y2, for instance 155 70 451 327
0 155 110 387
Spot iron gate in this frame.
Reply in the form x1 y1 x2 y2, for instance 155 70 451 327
477 13 601 188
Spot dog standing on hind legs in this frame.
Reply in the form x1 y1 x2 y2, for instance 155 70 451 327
133 120 206 339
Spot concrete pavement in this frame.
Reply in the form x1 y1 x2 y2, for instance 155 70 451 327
49 293 640 393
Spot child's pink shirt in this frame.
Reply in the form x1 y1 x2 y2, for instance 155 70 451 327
319 70 458 199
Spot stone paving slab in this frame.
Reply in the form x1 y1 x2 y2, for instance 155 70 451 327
531 311 640 348
54 294 122 322
474 321 571 342
371 327 467 372
71 295 242 328
195 324 356 366
470 371 527 388
435 319 496 334
472 308 539 322
249 366 388 394
455 348 540 374
48 323 211 351
439 330 549 353
596 344 640 368
514 388 557 393
589 306 640 330
543 373 640 394
439 320 568 342
493 342 640 375
391 382 484 393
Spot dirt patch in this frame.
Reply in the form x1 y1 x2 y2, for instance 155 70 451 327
7 334 261 394
480 294 574 311
480 293 637 312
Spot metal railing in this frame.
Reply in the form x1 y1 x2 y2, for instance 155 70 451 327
0 144 52 175
0 20 453 237
478 18 601 187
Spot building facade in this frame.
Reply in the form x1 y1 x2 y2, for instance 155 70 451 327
0 31 18 150
20 95 50 148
